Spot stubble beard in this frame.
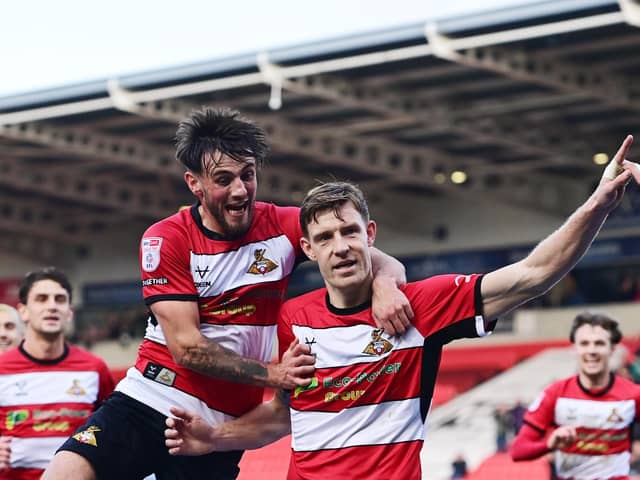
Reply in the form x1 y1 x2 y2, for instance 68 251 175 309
209 200 254 239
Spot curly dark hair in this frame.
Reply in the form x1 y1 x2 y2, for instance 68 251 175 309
174 107 269 175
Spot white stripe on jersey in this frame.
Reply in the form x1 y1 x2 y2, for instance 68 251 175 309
0 371 100 407
555 450 631 479
10 436 68 469
292 324 424 369
555 397 635 430
144 323 276 361
115 367 236 425
291 397 424 451
190 235 296 297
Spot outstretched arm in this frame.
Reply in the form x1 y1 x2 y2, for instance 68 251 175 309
154 299 315 389
165 388 291 454
370 247 414 335
482 135 635 320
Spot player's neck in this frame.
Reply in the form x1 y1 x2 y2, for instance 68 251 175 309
22 331 66 360
326 278 373 309
578 370 611 391
198 204 223 234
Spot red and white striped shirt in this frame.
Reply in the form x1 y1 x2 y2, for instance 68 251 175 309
0 343 114 480
116 202 303 425
278 273 492 480
524 374 640 480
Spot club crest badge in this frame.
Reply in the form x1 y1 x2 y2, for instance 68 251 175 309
362 329 393 356
73 426 101 447
607 408 623 423
67 379 86 396
141 237 163 272
247 249 278 275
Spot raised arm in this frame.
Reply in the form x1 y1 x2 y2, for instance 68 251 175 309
165 388 291 454
370 247 414 335
482 135 635 320
152 300 315 389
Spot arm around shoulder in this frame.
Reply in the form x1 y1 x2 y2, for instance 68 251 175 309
152 300 315 389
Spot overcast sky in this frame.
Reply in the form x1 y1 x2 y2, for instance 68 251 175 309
0 0 529 97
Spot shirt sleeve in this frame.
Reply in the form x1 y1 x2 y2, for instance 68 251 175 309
510 423 550 461
277 302 296 361
96 360 115 407
140 220 197 304
407 274 491 339
523 384 557 434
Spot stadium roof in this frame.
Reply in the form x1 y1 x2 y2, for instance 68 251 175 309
1 0 639 260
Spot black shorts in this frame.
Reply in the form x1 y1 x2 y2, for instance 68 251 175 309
57 392 243 480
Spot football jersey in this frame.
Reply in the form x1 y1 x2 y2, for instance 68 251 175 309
116 202 304 425
524 374 640 480
0 343 114 480
278 273 494 480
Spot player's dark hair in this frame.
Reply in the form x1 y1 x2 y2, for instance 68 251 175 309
19 267 72 304
569 311 622 345
300 182 370 237
174 107 269 175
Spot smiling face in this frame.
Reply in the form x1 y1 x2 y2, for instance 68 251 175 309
185 153 257 239
301 201 376 308
0 309 21 352
19 279 73 340
573 323 614 386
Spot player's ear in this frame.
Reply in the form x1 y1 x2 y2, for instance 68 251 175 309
300 237 317 261
184 171 203 197
366 220 376 247
17 303 29 324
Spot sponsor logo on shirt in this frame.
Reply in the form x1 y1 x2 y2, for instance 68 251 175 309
362 329 393 356
454 275 472 286
195 265 210 279
5 410 29 430
33 421 70 432
141 237 163 272
323 363 402 389
247 249 278 275
210 304 257 316
73 426 101 447
142 277 169 287
294 377 319 398
13 380 27 396
143 362 177 387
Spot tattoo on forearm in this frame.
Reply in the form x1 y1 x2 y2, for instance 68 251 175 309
182 338 269 386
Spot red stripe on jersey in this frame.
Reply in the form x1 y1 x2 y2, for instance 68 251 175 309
0 402 93 438
291 348 421 412
561 426 631 456
136 341 263 417
288 440 423 480
0 467 42 480
198 281 286 326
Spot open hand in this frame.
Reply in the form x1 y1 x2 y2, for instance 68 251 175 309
165 407 216 456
